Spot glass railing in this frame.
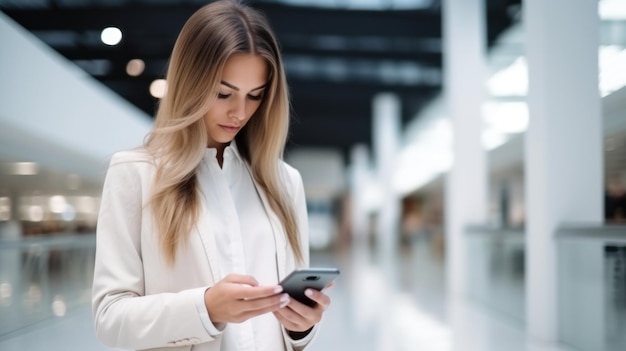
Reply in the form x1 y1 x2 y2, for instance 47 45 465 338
465 225 526 324
557 225 626 351
0 233 96 339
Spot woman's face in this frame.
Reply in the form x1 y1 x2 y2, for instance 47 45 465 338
204 53 269 149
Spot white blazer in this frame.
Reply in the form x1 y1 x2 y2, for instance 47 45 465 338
92 149 317 351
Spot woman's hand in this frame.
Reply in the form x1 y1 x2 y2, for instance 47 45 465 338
204 274 290 324
272 283 334 334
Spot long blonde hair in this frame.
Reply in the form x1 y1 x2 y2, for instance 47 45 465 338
145 0 303 265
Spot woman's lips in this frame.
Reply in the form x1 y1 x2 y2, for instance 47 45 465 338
219 125 240 133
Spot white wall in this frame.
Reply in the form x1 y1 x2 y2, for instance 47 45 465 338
0 12 152 182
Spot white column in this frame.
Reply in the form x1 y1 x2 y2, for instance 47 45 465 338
372 93 401 263
442 0 487 296
524 0 602 343
371 94 402 351
349 143 371 242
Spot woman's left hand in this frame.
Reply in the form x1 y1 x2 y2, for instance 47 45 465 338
272 283 333 333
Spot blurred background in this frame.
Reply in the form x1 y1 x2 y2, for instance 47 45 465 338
0 0 625 350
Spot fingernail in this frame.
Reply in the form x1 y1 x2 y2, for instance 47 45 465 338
280 294 290 308
274 286 283 294
305 289 313 297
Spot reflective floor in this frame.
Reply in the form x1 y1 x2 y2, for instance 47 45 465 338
0 234 576 351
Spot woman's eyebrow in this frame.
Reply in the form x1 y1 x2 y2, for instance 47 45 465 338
221 80 267 92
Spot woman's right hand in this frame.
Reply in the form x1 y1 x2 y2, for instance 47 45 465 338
204 274 289 324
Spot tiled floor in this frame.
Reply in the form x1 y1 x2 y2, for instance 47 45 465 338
0 236 576 351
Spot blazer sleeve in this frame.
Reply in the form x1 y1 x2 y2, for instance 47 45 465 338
92 155 218 350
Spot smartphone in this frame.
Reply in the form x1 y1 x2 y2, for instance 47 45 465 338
279 268 340 307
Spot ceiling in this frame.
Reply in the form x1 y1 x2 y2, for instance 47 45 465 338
0 0 521 160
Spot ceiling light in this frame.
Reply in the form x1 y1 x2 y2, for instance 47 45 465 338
126 59 145 77
101 27 122 46
149 79 168 98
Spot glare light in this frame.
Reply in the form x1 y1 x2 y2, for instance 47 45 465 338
599 0 626 20
49 196 67 213
126 59 145 76
28 206 43 222
487 56 528 97
101 27 122 46
391 294 452 348
149 79 168 98
482 129 509 150
362 178 384 213
76 196 97 214
392 117 453 195
482 101 529 134
8 162 38 175
0 197 10 221
393 143 452 195
61 204 76 221
52 296 67 317
0 282 11 303
599 45 626 97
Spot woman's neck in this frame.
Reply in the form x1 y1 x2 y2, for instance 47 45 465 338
209 142 228 168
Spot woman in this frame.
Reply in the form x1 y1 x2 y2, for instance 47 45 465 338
91 1 331 350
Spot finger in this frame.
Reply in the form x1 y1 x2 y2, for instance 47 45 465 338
273 311 295 330
238 284 284 300
273 307 313 332
224 274 259 287
273 310 300 331
273 305 304 325
243 293 290 313
236 294 290 321
322 281 336 291
301 289 330 310
281 296 314 318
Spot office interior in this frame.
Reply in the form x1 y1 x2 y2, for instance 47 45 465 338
1 0 625 350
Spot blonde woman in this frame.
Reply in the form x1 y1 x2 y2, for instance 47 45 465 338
91 1 332 350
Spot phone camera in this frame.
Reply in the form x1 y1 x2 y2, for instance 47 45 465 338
304 275 320 281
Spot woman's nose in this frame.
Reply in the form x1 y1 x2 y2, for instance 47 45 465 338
229 99 246 120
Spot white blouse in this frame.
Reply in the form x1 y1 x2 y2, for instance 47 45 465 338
196 143 288 351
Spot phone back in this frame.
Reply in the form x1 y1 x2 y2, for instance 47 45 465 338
280 268 339 307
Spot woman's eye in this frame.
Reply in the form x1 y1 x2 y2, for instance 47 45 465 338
248 94 263 101
217 93 230 99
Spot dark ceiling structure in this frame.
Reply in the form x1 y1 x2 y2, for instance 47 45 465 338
1 0 520 160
